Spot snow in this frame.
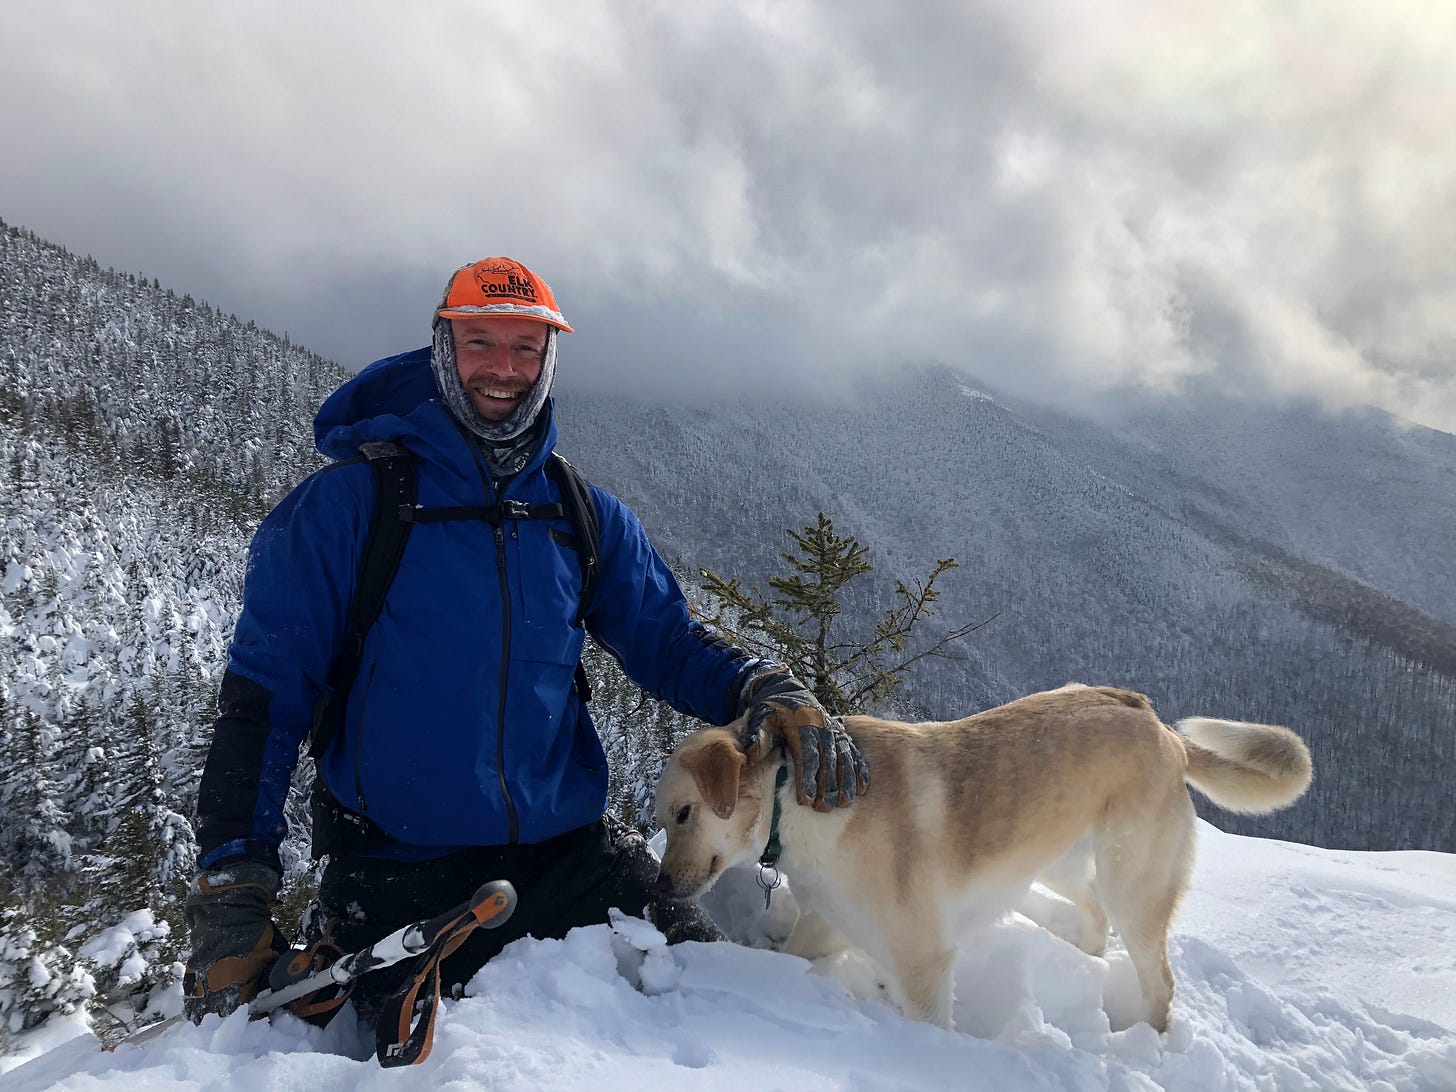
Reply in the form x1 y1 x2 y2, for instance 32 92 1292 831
76 913 171 992
1 564 29 595
2 822 1453 1090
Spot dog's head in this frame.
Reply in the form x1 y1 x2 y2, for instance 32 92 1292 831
655 723 775 901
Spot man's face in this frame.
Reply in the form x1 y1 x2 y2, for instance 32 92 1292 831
450 316 549 420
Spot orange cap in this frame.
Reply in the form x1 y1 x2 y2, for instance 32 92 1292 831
436 257 573 332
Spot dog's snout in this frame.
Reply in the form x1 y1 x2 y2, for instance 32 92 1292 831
654 871 676 899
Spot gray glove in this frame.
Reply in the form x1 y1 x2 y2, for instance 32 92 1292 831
183 861 288 1022
737 666 870 811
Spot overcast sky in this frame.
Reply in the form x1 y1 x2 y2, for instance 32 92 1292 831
3 1 1453 431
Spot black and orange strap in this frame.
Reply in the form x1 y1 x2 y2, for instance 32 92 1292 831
265 916 353 1024
373 881 518 1067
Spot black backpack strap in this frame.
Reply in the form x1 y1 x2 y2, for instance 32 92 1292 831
306 445 599 774
545 454 600 626
399 499 568 525
546 454 600 705
306 441 417 762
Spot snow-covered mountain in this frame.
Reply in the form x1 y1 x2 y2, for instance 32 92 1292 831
2 217 1453 1048
558 371 1456 853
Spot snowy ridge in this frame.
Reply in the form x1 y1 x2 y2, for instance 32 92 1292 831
2 824 1452 1089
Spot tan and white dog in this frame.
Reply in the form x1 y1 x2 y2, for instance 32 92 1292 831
655 684 1312 1032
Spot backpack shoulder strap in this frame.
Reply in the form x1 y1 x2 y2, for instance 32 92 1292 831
545 453 600 627
307 441 417 761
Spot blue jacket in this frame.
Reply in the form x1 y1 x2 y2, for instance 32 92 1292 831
196 347 752 869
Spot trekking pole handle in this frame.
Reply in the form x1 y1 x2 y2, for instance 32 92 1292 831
410 879 518 951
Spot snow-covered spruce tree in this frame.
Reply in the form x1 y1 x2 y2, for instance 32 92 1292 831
699 513 987 717
0 886 95 1043
2 708 72 887
101 695 191 916
58 697 114 856
66 663 192 1016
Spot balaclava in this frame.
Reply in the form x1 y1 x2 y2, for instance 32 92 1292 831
429 257 573 477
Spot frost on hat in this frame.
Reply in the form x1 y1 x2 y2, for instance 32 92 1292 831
436 257 573 332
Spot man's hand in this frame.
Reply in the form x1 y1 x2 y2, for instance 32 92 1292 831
737 666 870 811
183 861 289 1022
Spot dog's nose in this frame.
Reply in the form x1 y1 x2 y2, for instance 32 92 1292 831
654 873 676 899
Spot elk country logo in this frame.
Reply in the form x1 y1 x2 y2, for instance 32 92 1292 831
473 259 538 303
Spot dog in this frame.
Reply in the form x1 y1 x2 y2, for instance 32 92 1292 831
654 683 1312 1032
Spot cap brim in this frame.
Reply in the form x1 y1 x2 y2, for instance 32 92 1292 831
437 304 572 333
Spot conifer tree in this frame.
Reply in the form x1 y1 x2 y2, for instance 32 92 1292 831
59 697 114 853
700 513 990 714
100 695 189 914
2 709 72 886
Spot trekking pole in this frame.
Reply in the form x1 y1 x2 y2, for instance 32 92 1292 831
254 878 517 1015
118 880 517 1049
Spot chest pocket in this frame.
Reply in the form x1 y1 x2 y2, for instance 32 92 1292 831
512 517 586 665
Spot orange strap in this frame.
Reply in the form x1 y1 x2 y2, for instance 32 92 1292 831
374 888 514 1068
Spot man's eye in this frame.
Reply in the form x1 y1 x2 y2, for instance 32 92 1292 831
676 805 691 825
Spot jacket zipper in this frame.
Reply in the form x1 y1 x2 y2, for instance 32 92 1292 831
459 428 521 843
354 660 378 814
492 520 520 843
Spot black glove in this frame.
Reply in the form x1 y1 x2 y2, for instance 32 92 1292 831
737 666 870 811
183 861 289 1022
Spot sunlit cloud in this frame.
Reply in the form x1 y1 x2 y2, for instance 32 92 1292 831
2 0 1452 429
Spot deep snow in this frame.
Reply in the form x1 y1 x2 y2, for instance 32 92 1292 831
2 822 1453 1091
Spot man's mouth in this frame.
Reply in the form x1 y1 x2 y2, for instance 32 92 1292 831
472 386 524 403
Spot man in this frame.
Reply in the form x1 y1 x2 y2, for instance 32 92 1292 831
184 257 869 1024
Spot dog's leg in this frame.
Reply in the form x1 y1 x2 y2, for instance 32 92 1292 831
1094 792 1195 1032
783 910 852 962
1037 839 1109 957
886 927 955 1029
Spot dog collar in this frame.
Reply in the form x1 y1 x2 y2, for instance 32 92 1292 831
756 756 790 909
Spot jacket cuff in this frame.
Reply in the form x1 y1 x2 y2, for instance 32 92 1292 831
197 838 283 875
732 658 780 715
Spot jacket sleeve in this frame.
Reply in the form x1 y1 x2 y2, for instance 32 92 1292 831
584 488 757 725
194 463 370 870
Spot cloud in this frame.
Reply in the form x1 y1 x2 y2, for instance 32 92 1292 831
2 0 1453 430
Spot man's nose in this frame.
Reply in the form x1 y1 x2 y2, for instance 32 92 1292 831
476 345 522 376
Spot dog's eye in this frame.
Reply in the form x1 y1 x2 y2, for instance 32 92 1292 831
675 805 691 825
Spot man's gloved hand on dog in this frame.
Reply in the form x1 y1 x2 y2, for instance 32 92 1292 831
183 861 289 1022
737 664 870 811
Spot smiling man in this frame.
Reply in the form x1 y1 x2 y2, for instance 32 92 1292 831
181 257 870 1042
450 317 547 417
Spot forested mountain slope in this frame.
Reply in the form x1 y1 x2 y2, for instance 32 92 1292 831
2 218 1451 1041
558 372 1456 853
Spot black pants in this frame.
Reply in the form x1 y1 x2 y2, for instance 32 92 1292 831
305 815 720 1020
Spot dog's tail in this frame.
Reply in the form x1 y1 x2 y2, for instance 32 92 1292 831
1174 717 1313 814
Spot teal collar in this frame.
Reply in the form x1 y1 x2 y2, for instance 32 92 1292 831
758 758 790 869
756 756 789 909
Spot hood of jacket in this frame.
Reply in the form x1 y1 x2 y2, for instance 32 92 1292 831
313 346 558 476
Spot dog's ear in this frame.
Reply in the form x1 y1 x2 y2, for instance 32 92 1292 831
680 734 746 820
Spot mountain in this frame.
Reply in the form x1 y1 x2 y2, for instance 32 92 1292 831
1 216 1452 1041
0 220 342 1042
557 370 1456 852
